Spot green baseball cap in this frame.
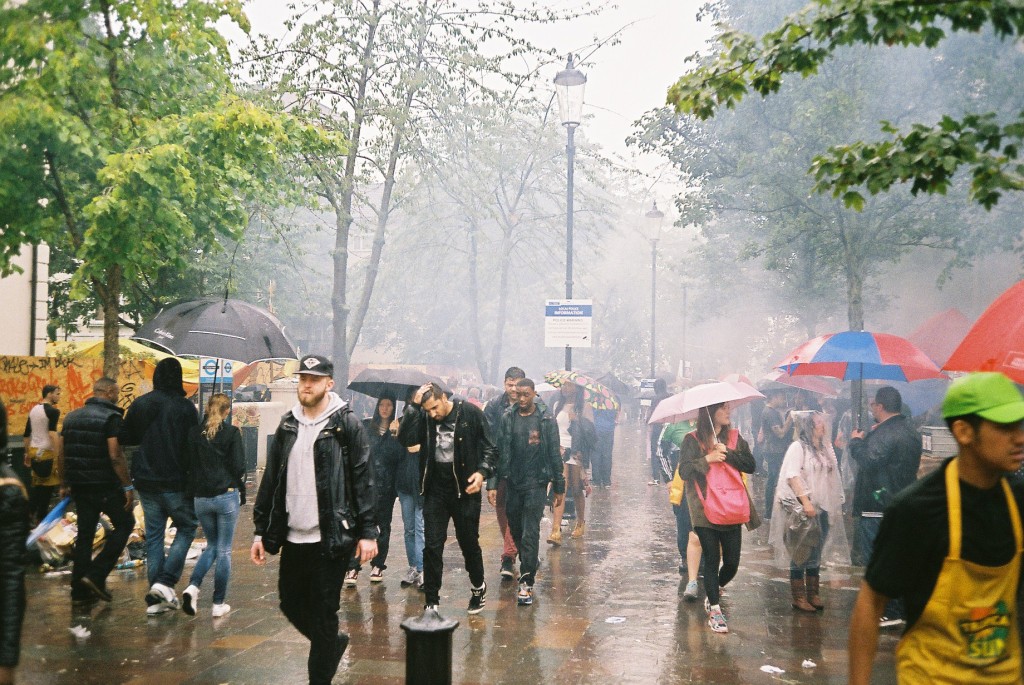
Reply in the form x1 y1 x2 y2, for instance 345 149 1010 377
941 372 1024 424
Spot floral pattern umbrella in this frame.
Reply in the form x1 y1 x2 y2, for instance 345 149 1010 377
543 370 620 410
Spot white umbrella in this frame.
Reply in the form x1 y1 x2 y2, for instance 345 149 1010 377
648 380 764 425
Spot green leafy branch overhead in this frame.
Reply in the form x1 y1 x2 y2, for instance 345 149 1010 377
667 0 1024 209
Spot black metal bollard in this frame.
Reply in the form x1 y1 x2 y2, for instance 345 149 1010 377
400 608 460 685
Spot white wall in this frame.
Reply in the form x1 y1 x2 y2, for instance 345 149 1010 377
0 244 49 356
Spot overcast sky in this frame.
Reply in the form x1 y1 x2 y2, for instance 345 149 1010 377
228 1 715 181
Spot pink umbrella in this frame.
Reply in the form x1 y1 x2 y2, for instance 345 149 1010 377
761 369 839 397
649 381 764 424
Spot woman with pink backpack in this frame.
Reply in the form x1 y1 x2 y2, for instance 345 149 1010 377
677 401 759 633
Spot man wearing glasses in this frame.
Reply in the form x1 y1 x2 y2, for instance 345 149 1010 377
850 386 922 627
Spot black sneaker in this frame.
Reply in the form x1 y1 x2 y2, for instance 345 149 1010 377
500 558 515 580
879 616 905 628
468 582 487 614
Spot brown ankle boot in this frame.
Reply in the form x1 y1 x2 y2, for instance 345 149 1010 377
791 579 816 612
806 575 824 610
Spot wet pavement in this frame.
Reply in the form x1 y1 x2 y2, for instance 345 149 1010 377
15 424 898 684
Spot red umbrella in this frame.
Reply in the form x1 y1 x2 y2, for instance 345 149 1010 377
777 330 945 382
943 280 1024 383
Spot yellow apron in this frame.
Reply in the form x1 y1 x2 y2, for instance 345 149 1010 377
895 458 1023 683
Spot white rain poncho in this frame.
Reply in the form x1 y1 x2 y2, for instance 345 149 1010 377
767 411 851 569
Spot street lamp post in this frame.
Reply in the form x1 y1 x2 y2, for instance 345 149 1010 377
554 55 586 371
644 201 664 378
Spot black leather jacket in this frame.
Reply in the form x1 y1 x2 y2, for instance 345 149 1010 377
253 406 375 557
850 414 922 515
491 400 565 494
399 398 496 498
0 463 27 669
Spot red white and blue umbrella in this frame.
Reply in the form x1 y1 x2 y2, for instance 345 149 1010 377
777 331 945 382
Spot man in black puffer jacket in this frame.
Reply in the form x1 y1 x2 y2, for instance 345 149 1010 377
62 377 134 605
0 398 28 685
119 358 199 615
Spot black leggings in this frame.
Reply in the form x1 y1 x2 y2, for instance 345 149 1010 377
694 525 742 607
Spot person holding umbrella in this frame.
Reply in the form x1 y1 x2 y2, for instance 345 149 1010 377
181 393 246 618
344 394 409 587
677 401 758 634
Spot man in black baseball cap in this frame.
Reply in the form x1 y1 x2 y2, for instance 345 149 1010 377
253 354 376 684
296 354 334 377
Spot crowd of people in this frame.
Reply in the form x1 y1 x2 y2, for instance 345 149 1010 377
1 356 1024 683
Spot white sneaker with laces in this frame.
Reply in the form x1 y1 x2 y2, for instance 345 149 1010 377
211 603 231 618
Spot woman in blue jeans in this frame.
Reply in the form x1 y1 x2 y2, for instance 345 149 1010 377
182 394 245 617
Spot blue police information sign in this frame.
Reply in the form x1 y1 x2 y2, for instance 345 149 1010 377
544 299 593 348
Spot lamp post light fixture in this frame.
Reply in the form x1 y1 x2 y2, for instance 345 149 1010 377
554 54 586 371
645 200 665 378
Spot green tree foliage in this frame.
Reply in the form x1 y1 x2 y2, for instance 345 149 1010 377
0 0 342 376
666 0 1024 210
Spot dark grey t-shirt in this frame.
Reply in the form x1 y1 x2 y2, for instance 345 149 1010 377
509 409 544 489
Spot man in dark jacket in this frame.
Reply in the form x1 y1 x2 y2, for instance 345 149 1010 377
250 355 376 685
119 358 199 615
850 385 921 626
400 382 496 616
490 378 564 607
483 366 524 580
0 399 28 685
62 377 134 605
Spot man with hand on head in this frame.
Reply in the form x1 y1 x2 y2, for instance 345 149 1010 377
400 382 496 616
251 355 377 685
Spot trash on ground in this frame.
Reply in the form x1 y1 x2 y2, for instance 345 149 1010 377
604 616 626 624
802 659 817 668
69 625 91 639
760 665 785 674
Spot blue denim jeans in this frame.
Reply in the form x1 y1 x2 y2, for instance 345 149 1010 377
138 489 198 588
398 491 424 572
189 490 240 604
857 514 903 619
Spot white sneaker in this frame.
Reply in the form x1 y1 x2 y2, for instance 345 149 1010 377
211 603 231 618
147 603 173 616
182 585 199 616
400 567 420 587
147 582 177 606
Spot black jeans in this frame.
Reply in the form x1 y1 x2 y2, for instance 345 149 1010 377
593 431 614 486
422 479 484 606
694 525 743 607
505 484 547 586
70 486 134 600
279 542 347 685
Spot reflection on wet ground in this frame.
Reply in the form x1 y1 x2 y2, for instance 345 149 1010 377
16 424 897 684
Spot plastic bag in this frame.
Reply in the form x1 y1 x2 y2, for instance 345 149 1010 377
781 498 821 566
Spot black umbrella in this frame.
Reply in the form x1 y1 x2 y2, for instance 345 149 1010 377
347 368 451 400
132 297 297 363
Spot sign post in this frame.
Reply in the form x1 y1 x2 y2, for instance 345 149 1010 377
545 299 592 371
198 357 233 418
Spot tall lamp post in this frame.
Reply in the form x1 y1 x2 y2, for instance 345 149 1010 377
554 54 586 371
644 201 665 377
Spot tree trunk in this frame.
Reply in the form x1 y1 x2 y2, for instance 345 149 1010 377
487 228 513 385
330 196 352 386
96 265 123 380
467 219 489 383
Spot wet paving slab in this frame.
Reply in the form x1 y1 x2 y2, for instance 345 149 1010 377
15 424 898 684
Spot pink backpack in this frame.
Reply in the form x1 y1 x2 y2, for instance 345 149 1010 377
692 429 750 526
